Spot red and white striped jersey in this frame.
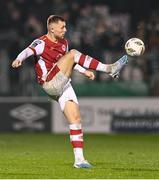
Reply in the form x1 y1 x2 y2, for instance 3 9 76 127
28 35 68 84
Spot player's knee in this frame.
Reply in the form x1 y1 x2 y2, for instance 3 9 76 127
72 113 81 124
69 49 77 58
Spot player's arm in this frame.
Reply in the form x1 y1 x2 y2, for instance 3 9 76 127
66 40 95 80
74 64 95 80
12 48 34 68
12 39 44 68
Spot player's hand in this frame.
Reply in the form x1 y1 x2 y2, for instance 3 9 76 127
84 70 95 80
12 59 22 68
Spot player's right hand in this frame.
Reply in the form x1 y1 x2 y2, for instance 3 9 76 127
12 59 22 68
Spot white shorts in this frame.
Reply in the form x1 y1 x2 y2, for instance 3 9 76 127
42 67 78 111
58 82 78 111
42 70 69 97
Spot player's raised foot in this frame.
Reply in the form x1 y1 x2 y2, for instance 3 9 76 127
109 55 128 78
74 160 93 169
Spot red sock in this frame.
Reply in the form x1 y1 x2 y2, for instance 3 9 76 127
69 123 85 163
74 51 108 72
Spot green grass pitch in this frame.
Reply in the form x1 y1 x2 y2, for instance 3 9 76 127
0 133 159 178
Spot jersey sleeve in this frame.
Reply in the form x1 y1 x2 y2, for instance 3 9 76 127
16 39 45 62
74 64 86 74
16 47 34 62
28 39 45 56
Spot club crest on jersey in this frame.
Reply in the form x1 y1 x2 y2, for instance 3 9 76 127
62 45 66 51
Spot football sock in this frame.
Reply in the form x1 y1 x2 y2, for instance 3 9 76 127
69 123 85 163
74 51 110 73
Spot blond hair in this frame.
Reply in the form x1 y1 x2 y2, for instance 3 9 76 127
47 15 65 29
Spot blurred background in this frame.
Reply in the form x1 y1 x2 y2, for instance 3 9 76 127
0 0 159 133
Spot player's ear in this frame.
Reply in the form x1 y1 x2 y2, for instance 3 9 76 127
48 24 54 32
51 27 54 31
51 27 54 33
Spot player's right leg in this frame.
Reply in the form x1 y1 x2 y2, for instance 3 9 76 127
64 101 92 168
58 83 93 168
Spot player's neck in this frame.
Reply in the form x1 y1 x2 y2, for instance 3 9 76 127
46 33 58 43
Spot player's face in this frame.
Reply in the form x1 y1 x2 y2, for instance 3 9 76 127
51 21 67 39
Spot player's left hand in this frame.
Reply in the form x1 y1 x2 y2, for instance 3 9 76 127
84 70 95 80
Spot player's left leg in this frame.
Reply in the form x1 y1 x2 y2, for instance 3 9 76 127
73 50 128 78
58 83 92 168
56 49 128 79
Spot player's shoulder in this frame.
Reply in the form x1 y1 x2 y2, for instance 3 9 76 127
29 36 45 48
39 35 47 41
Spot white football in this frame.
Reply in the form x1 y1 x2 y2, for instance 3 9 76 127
125 38 145 56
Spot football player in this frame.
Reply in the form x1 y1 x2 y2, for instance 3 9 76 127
12 15 128 168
